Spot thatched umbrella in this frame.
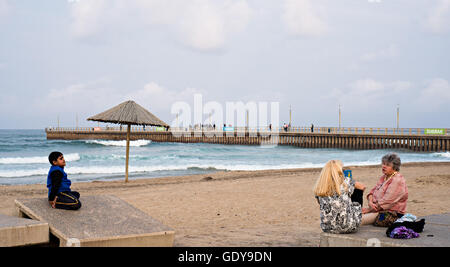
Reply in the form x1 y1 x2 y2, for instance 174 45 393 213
87 100 169 182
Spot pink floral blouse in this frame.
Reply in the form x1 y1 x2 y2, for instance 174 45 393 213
367 172 408 214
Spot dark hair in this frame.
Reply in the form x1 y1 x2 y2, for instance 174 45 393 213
382 153 401 171
48 151 63 165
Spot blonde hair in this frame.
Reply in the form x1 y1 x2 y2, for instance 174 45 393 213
313 160 347 197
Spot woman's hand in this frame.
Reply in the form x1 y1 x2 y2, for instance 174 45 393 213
368 199 378 212
364 195 378 213
363 204 377 214
354 181 366 191
362 207 371 214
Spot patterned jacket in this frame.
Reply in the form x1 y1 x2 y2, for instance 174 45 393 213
316 177 362 234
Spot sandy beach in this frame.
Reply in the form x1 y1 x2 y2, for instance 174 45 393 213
1 161 449 247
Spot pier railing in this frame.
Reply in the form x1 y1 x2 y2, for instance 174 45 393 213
45 126 450 151
45 126 449 136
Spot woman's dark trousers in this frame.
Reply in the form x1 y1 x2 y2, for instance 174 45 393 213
351 189 364 206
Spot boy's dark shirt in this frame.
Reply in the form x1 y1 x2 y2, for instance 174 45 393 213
48 170 63 201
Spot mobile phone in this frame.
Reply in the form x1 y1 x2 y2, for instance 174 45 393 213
343 169 352 180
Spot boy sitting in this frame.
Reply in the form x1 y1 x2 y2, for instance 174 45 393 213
47 151 81 210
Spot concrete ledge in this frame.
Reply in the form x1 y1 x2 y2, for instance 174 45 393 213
320 213 450 247
15 195 175 247
0 214 49 247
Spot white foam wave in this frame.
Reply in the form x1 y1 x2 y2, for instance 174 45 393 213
0 165 189 177
434 152 450 158
85 140 152 147
0 164 286 177
0 153 80 165
0 168 50 178
0 162 364 177
2 158 447 178
344 160 380 167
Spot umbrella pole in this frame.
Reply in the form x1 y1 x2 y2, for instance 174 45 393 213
125 124 131 183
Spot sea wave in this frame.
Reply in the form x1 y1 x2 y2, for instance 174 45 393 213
0 158 448 178
0 165 192 177
0 162 366 177
0 153 81 165
434 152 450 158
84 140 152 147
80 153 170 161
0 168 50 178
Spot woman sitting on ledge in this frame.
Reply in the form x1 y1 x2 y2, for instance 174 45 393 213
362 153 408 226
314 160 366 234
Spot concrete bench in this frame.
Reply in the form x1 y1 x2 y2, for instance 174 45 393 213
15 195 175 247
320 213 450 247
0 214 49 247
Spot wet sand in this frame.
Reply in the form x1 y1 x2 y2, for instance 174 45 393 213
1 162 449 246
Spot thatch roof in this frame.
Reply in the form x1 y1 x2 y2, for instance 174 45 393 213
87 100 169 127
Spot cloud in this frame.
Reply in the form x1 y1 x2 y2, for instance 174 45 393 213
281 0 328 37
361 44 398 62
424 0 450 34
347 79 385 96
347 44 399 71
0 0 10 19
327 78 450 114
416 78 450 110
69 0 253 51
36 79 205 125
69 0 112 39
328 79 413 109
124 81 205 112
172 0 253 51
39 78 120 112
346 43 399 71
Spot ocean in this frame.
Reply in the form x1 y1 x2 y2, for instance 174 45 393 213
0 129 449 185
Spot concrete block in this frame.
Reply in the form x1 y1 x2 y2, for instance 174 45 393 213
15 195 175 247
320 213 450 247
0 214 49 247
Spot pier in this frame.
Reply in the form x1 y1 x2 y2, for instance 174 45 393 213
45 126 450 152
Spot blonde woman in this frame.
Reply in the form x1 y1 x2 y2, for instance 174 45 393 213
314 160 366 234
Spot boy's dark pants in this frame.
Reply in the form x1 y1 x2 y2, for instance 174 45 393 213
55 191 81 210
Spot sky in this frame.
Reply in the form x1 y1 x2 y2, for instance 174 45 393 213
0 0 449 129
